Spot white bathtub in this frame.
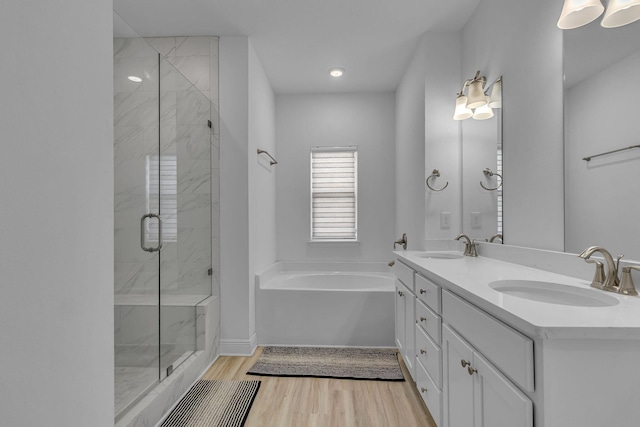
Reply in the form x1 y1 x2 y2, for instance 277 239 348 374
255 262 395 347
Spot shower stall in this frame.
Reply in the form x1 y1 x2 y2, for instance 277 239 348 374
113 14 220 423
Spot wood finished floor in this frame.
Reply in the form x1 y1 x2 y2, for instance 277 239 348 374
201 347 436 427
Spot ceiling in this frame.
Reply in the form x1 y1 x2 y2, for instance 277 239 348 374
113 0 481 94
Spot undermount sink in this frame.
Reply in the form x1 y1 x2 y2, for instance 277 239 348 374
415 252 464 260
489 280 619 307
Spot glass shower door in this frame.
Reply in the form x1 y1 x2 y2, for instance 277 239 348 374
158 57 212 380
113 31 161 419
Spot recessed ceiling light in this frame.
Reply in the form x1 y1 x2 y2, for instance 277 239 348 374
128 75 143 83
329 67 345 78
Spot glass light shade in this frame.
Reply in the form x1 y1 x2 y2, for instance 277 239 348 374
488 79 502 108
453 95 473 120
557 0 605 29
473 103 494 120
466 80 488 109
601 0 640 27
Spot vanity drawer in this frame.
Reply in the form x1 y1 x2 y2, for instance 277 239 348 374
416 299 441 345
442 290 534 392
394 260 415 292
416 273 441 313
416 358 442 427
416 325 442 389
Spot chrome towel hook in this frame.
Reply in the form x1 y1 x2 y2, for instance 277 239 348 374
426 169 449 192
480 168 502 191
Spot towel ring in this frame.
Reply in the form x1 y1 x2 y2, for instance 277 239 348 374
426 169 449 192
480 168 502 191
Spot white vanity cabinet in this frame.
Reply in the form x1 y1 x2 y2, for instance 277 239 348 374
394 260 416 379
394 250 640 427
442 289 533 427
443 324 532 427
394 260 443 425
414 273 443 426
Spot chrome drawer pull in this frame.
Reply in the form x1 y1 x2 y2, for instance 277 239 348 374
420 289 426 294
468 366 478 376
420 349 427 355
461 359 470 368
420 317 427 322
398 291 404 297
421 387 427 393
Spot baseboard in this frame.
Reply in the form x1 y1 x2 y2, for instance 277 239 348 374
220 332 257 356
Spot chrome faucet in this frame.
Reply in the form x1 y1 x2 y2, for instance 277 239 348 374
394 233 408 250
578 246 622 292
455 234 478 257
489 233 503 243
619 266 640 296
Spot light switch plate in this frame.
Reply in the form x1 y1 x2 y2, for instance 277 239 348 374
441 212 451 229
471 212 482 229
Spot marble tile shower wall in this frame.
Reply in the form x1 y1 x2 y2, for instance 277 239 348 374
114 36 220 300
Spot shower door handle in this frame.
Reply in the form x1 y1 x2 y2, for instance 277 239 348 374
140 213 163 253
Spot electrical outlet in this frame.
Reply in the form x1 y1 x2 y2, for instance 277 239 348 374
440 212 451 229
471 212 482 229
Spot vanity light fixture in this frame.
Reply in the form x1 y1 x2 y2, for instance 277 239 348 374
128 75 143 83
453 94 473 120
488 77 502 108
453 71 501 121
466 73 488 109
472 103 494 120
601 0 640 27
557 0 605 29
329 67 345 77
557 0 640 29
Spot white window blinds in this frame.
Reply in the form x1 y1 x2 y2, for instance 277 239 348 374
310 147 358 241
146 154 178 242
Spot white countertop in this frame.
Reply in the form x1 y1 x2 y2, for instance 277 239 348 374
394 250 640 340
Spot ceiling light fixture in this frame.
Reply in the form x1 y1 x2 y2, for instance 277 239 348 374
329 67 345 77
128 75 143 83
557 0 640 29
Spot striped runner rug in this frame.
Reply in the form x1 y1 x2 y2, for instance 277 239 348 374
247 346 404 381
160 379 261 427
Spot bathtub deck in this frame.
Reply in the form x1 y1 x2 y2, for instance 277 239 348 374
201 347 436 427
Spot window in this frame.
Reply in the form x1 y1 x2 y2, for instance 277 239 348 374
310 147 358 241
146 154 178 243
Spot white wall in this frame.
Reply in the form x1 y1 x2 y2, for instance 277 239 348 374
565 49 640 260
0 1 114 425
276 93 396 262
248 41 277 275
462 0 564 250
395 36 427 250
219 37 253 353
248 40 276 342
219 37 275 355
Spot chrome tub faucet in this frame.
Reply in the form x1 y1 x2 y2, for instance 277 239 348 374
394 233 408 250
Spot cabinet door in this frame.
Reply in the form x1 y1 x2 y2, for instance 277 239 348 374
404 289 415 377
395 281 405 353
473 352 533 427
442 325 474 427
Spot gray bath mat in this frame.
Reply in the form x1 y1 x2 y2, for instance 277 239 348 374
247 346 404 381
160 379 261 427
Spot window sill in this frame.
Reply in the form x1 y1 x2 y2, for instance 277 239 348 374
308 240 361 247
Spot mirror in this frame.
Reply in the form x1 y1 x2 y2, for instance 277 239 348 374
461 76 503 242
564 21 640 261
